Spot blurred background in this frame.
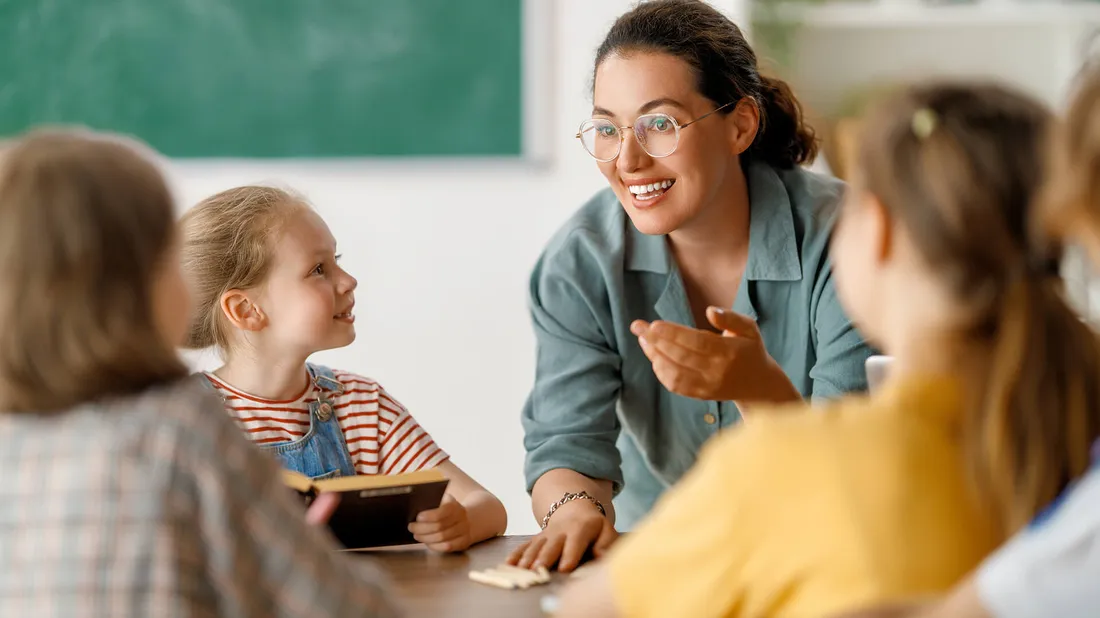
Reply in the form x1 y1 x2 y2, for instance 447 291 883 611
2 0 1097 533
749 0 1100 324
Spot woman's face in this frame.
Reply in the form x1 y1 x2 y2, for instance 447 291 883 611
591 52 753 236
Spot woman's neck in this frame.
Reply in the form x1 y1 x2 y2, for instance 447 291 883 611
214 353 311 401
668 164 751 276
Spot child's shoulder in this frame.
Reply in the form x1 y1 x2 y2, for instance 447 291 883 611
702 396 878 467
57 377 249 474
721 384 955 473
742 395 892 446
129 376 226 427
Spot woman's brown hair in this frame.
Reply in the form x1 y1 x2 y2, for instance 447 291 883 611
0 129 188 412
595 0 818 169
859 81 1100 534
180 185 307 352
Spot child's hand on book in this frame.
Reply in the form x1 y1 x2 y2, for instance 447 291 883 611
408 494 472 553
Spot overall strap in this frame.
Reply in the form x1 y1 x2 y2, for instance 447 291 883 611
306 363 345 395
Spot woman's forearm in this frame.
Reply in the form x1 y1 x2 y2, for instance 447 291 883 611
532 468 616 525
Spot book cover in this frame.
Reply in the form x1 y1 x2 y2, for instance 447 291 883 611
283 469 449 549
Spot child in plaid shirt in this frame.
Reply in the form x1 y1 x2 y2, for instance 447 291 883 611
0 129 397 617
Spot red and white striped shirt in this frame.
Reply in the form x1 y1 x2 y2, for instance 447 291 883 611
204 369 448 476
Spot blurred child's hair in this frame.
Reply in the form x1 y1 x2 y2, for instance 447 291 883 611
1041 65 1100 240
0 129 188 412
180 185 309 351
859 81 1100 534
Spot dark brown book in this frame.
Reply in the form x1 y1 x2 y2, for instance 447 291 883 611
283 469 449 549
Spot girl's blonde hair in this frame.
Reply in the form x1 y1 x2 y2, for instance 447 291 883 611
0 128 188 412
180 185 308 351
859 81 1100 535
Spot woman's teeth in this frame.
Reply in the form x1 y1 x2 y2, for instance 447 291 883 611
628 180 674 201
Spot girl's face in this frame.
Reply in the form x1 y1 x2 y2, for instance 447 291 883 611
590 51 755 236
253 209 358 357
830 170 891 348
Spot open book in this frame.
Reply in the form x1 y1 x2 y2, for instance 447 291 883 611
283 469 449 549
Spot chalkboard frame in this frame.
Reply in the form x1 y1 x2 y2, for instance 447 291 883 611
519 0 553 164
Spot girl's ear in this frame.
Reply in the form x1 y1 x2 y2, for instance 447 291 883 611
219 289 267 332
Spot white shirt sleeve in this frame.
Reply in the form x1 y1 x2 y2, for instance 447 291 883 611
976 468 1100 618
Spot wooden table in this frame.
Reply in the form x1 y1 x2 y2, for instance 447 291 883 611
356 536 566 617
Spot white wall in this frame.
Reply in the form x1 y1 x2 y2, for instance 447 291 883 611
775 4 1100 318
175 0 746 534
789 22 1090 116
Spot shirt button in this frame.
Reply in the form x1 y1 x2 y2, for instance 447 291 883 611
316 403 333 422
703 413 717 425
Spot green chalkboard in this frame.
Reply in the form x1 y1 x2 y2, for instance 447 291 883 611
0 0 523 158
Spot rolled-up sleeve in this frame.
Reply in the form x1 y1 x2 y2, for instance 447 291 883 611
523 230 624 495
809 263 873 400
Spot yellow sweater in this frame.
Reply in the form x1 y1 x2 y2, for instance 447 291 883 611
609 376 1000 618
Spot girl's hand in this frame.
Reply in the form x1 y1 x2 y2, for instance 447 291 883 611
631 306 799 405
305 492 341 526
408 494 473 553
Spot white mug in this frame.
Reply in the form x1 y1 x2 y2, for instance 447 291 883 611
865 355 894 394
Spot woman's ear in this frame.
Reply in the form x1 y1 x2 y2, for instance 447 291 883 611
219 289 267 332
727 98 760 156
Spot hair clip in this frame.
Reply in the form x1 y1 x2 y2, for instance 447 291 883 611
911 108 938 140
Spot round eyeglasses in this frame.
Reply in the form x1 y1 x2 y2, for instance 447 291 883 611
576 101 735 162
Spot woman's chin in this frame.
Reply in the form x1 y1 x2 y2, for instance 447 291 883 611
622 206 687 236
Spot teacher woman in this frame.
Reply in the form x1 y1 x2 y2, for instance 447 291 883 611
510 0 873 571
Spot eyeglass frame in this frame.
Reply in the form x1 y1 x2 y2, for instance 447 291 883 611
575 100 737 162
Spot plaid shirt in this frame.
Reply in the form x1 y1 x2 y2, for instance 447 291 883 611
0 378 400 618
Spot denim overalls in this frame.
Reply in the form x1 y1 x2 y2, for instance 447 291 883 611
201 363 357 479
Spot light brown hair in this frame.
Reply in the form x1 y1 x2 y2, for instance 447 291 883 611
0 129 188 412
1042 65 1100 240
595 0 818 168
180 185 308 352
859 81 1100 534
